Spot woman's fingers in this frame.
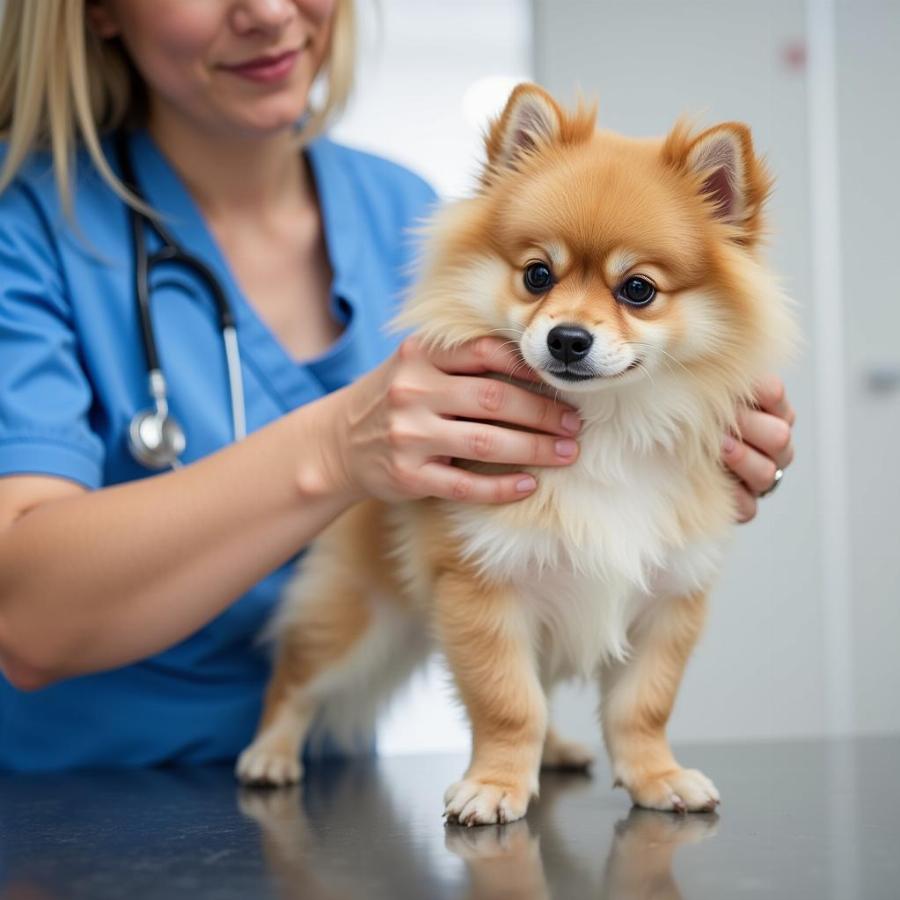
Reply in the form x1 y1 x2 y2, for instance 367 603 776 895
355 337 584 506
442 374 580 437
733 482 759 524
418 462 538 505
721 434 779 496
432 420 579 468
734 406 794 470
751 373 796 426
724 376 796 520
408 336 541 382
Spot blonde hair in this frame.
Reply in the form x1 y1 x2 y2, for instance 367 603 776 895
0 0 357 212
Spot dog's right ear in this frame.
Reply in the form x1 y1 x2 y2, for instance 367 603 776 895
483 83 564 179
662 121 773 247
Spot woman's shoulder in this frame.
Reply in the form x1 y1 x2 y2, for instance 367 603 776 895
0 137 122 232
0 142 53 218
1 136 110 190
0 142 70 264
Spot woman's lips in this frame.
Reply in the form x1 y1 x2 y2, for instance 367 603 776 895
221 48 301 84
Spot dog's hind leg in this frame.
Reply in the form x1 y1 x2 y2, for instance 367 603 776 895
237 500 420 786
538 666 596 771
236 567 373 786
541 724 596 771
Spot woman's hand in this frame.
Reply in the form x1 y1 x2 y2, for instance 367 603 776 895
722 374 796 523
325 337 582 505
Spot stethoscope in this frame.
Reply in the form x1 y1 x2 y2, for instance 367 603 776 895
115 131 246 470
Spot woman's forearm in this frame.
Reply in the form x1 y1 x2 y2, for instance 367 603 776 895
0 335 587 691
0 392 355 689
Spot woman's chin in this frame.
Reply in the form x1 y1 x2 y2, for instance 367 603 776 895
217 97 312 139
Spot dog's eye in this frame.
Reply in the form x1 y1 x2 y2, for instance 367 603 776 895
618 276 656 307
523 262 554 295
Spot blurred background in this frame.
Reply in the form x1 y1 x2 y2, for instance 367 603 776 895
327 0 900 753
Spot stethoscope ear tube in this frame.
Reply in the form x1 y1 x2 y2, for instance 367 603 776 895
116 131 247 469
222 326 246 441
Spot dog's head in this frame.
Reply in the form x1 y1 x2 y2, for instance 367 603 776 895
400 83 793 403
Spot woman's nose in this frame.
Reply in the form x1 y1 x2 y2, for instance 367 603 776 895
231 0 297 35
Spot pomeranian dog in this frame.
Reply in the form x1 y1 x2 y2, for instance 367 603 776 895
236 83 795 825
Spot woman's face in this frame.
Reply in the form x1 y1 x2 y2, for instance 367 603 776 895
88 0 337 137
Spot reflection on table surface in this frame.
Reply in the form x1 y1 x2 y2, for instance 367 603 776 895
1 738 898 899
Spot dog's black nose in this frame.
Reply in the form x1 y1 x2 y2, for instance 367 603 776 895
547 325 594 363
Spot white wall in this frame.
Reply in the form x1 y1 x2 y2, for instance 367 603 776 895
834 0 900 735
332 0 532 198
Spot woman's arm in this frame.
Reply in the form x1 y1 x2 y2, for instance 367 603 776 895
0 401 351 690
0 338 580 690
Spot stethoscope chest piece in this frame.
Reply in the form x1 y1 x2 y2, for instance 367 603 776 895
128 407 187 470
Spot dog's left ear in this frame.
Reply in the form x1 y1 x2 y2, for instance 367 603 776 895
665 122 772 246
484 83 564 178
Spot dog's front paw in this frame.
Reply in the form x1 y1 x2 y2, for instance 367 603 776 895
235 740 303 787
619 767 720 813
443 778 531 826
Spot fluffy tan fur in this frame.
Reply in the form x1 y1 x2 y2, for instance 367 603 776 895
237 84 796 824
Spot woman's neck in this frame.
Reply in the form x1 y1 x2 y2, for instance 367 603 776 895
146 103 314 222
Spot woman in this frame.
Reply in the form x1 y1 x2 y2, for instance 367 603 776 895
0 0 795 772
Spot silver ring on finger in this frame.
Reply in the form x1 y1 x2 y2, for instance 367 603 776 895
757 466 784 498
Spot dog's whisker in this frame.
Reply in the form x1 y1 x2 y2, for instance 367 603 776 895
627 342 691 377
508 364 528 383
476 330 531 378
634 360 654 386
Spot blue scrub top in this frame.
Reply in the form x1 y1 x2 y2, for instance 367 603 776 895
0 130 436 772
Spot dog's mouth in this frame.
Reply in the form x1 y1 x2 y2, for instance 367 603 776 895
543 358 642 382
549 369 596 382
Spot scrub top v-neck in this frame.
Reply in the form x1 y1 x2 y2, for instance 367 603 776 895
0 131 436 772
127 128 412 416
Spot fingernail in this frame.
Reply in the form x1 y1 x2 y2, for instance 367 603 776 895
516 476 537 492
722 435 736 454
561 412 581 434
555 439 578 458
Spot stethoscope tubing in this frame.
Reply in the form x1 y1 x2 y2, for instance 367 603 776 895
115 131 247 468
